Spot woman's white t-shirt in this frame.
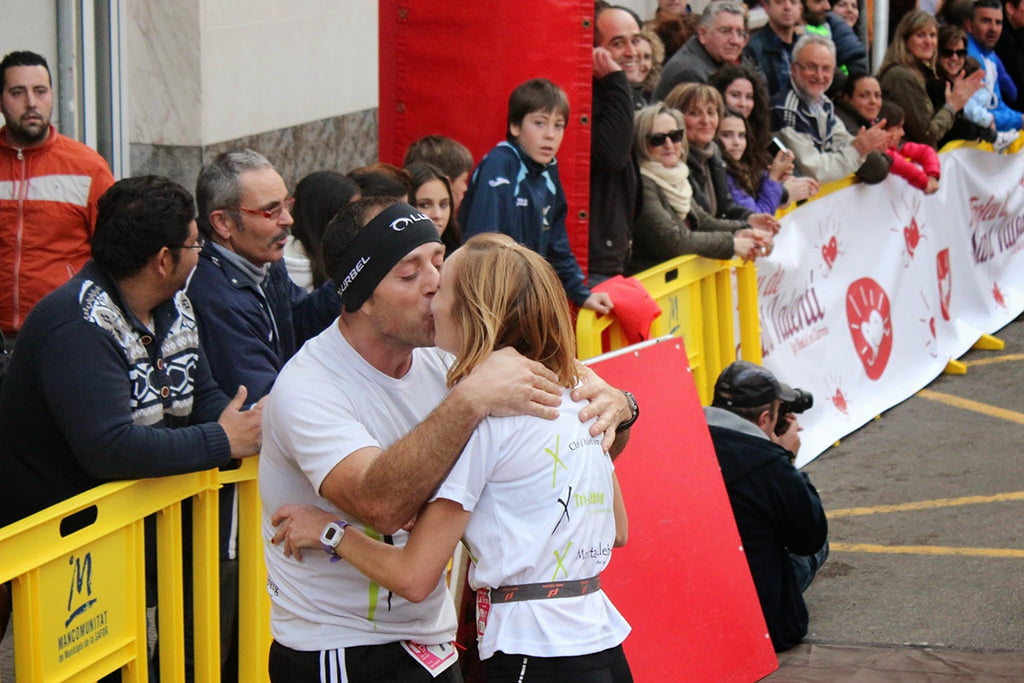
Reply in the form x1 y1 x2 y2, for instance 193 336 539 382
434 390 631 660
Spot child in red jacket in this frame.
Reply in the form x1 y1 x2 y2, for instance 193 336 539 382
880 100 941 194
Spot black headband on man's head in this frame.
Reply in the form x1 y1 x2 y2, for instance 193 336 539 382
330 202 442 312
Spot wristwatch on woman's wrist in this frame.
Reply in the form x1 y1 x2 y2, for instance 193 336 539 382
616 391 639 433
320 520 351 562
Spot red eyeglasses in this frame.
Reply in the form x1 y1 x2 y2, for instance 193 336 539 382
227 197 295 220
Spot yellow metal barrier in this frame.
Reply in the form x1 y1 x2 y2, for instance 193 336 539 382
577 257 761 404
0 458 269 682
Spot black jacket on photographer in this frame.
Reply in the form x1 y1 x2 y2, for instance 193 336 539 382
704 406 828 651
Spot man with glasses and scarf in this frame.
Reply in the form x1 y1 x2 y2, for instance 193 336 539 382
188 149 340 680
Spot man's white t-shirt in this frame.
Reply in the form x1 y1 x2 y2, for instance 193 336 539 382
434 390 631 660
259 322 457 651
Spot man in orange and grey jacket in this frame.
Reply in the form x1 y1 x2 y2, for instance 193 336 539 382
0 50 114 342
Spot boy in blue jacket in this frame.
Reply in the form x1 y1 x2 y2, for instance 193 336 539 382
460 78 613 314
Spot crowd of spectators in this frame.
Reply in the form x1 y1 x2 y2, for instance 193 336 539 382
1 0 1023 674
584 0 1024 288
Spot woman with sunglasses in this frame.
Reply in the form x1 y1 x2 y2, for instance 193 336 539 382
878 10 984 147
272 233 634 682
926 25 999 147
630 103 768 274
664 83 779 236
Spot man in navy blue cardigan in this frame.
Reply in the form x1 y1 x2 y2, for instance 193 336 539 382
0 175 262 527
0 174 264 651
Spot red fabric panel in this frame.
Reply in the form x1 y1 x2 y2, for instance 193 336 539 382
379 0 595 273
589 340 779 681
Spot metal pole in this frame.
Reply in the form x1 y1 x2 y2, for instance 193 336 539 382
872 0 889 71
56 0 80 140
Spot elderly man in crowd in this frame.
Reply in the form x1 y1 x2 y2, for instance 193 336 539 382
654 1 761 100
188 149 340 680
772 34 888 183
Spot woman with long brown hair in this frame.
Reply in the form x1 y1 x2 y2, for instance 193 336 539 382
877 9 983 147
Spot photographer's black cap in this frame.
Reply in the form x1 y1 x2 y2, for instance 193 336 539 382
712 361 798 408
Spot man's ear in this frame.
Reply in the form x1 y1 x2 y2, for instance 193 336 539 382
152 246 176 279
208 211 235 241
757 408 774 435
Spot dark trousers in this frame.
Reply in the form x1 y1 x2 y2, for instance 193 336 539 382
269 639 464 683
486 645 633 683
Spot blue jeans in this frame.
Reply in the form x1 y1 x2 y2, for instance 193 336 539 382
789 539 830 593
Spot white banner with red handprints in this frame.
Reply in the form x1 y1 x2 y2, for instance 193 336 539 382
758 147 1024 466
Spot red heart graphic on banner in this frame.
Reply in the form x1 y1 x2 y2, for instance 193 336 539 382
936 249 951 321
903 217 922 259
830 387 849 415
821 236 838 269
846 278 893 380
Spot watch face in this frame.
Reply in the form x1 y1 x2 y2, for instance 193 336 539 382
321 522 344 548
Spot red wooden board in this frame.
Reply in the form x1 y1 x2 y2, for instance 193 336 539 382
588 339 778 680
379 0 595 273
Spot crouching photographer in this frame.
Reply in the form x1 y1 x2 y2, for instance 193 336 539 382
703 361 829 652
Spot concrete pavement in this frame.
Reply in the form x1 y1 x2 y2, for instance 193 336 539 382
766 314 1024 680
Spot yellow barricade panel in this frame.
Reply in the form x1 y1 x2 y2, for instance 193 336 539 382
13 519 145 682
577 256 762 403
0 461 272 682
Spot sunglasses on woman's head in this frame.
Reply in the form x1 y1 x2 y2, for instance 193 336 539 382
939 48 967 58
647 129 685 146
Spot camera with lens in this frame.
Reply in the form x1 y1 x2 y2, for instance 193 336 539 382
774 388 813 436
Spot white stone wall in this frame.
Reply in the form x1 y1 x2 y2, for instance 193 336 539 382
128 0 377 147
1 4 61 126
